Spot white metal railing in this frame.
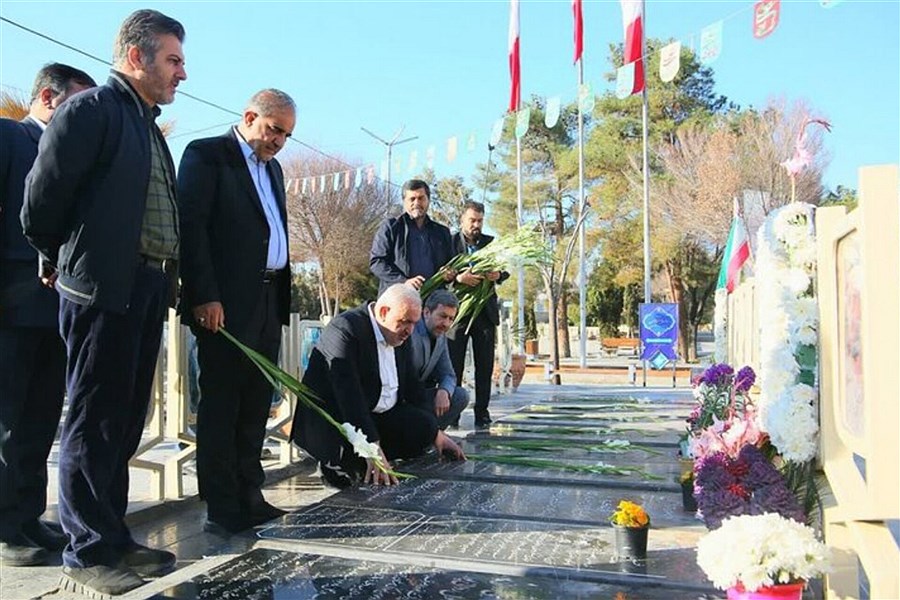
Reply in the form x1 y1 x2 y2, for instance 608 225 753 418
131 313 323 500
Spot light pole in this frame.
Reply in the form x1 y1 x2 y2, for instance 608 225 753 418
361 126 418 204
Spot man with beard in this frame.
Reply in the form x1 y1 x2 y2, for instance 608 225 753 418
291 284 465 489
21 9 186 596
370 179 455 295
409 289 468 430
447 201 509 428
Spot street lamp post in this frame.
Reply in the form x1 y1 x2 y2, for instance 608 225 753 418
361 126 418 204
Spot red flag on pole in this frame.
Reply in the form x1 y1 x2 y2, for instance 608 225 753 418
619 0 644 95
572 0 583 64
508 0 521 113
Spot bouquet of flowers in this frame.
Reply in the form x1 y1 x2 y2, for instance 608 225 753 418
696 513 831 592
694 445 804 530
419 228 553 333
609 500 650 528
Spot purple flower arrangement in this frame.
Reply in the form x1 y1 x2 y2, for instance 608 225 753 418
695 444 805 530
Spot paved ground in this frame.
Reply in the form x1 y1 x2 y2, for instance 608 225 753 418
2 383 724 600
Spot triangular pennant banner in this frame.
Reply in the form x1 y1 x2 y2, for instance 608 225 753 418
284 178 293 194
333 173 340 192
356 167 362 188
447 137 458 163
310 176 317 193
545 96 561 128
367 165 376 185
467 132 477 152
753 0 780 39
301 178 308 194
490 117 504 147
578 83 595 113
700 21 723 65
345 171 351 189
616 62 636 99
659 41 681 83
293 178 300 195
515 107 530 139
319 175 326 191
408 150 418 172
426 146 435 169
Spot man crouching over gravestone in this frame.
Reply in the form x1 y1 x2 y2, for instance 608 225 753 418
291 284 465 488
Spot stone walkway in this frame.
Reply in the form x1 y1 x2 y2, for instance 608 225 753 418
1 385 722 599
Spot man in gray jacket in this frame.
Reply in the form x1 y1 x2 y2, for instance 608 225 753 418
409 290 469 430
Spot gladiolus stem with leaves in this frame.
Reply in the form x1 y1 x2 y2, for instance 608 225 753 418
218 328 413 480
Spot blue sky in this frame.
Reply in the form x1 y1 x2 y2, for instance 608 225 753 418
1 0 897 194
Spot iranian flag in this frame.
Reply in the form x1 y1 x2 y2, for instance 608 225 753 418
572 0 583 64
619 0 644 95
508 0 521 112
717 217 751 293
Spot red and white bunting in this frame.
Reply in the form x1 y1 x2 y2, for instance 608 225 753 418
753 0 780 39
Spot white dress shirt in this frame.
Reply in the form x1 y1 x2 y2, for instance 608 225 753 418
367 303 399 413
234 127 288 269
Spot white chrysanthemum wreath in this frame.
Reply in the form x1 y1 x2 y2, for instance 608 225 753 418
755 202 819 463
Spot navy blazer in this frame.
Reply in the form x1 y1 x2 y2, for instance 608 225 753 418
369 213 453 295
292 304 426 463
0 117 58 327
177 129 291 340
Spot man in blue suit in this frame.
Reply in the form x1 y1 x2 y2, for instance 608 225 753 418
0 63 95 567
409 289 468 430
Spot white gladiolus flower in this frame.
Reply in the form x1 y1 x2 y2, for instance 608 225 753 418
341 423 381 460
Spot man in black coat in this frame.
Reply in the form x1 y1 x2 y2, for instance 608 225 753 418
0 63 95 568
178 89 294 536
447 201 509 428
21 10 186 595
369 179 456 295
291 284 465 488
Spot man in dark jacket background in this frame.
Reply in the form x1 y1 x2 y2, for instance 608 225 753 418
447 201 509 428
0 62 95 568
369 179 456 295
20 9 186 596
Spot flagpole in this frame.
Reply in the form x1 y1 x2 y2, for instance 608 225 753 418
640 2 651 385
577 59 587 369
516 133 525 355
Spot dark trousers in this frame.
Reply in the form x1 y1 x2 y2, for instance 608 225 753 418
423 386 469 430
448 316 496 420
57 265 169 568
371 403 438 461
0 326 66 541
195 284 281 522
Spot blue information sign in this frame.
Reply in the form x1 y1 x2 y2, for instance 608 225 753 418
639 303 679 369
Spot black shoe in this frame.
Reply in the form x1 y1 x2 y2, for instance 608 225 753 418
247 501 287 525
474 415 492 428
22 519 67 551
203 516 251 537
319 461 354 489
0 536 48 566
117 543 176 577
60 565 145 597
